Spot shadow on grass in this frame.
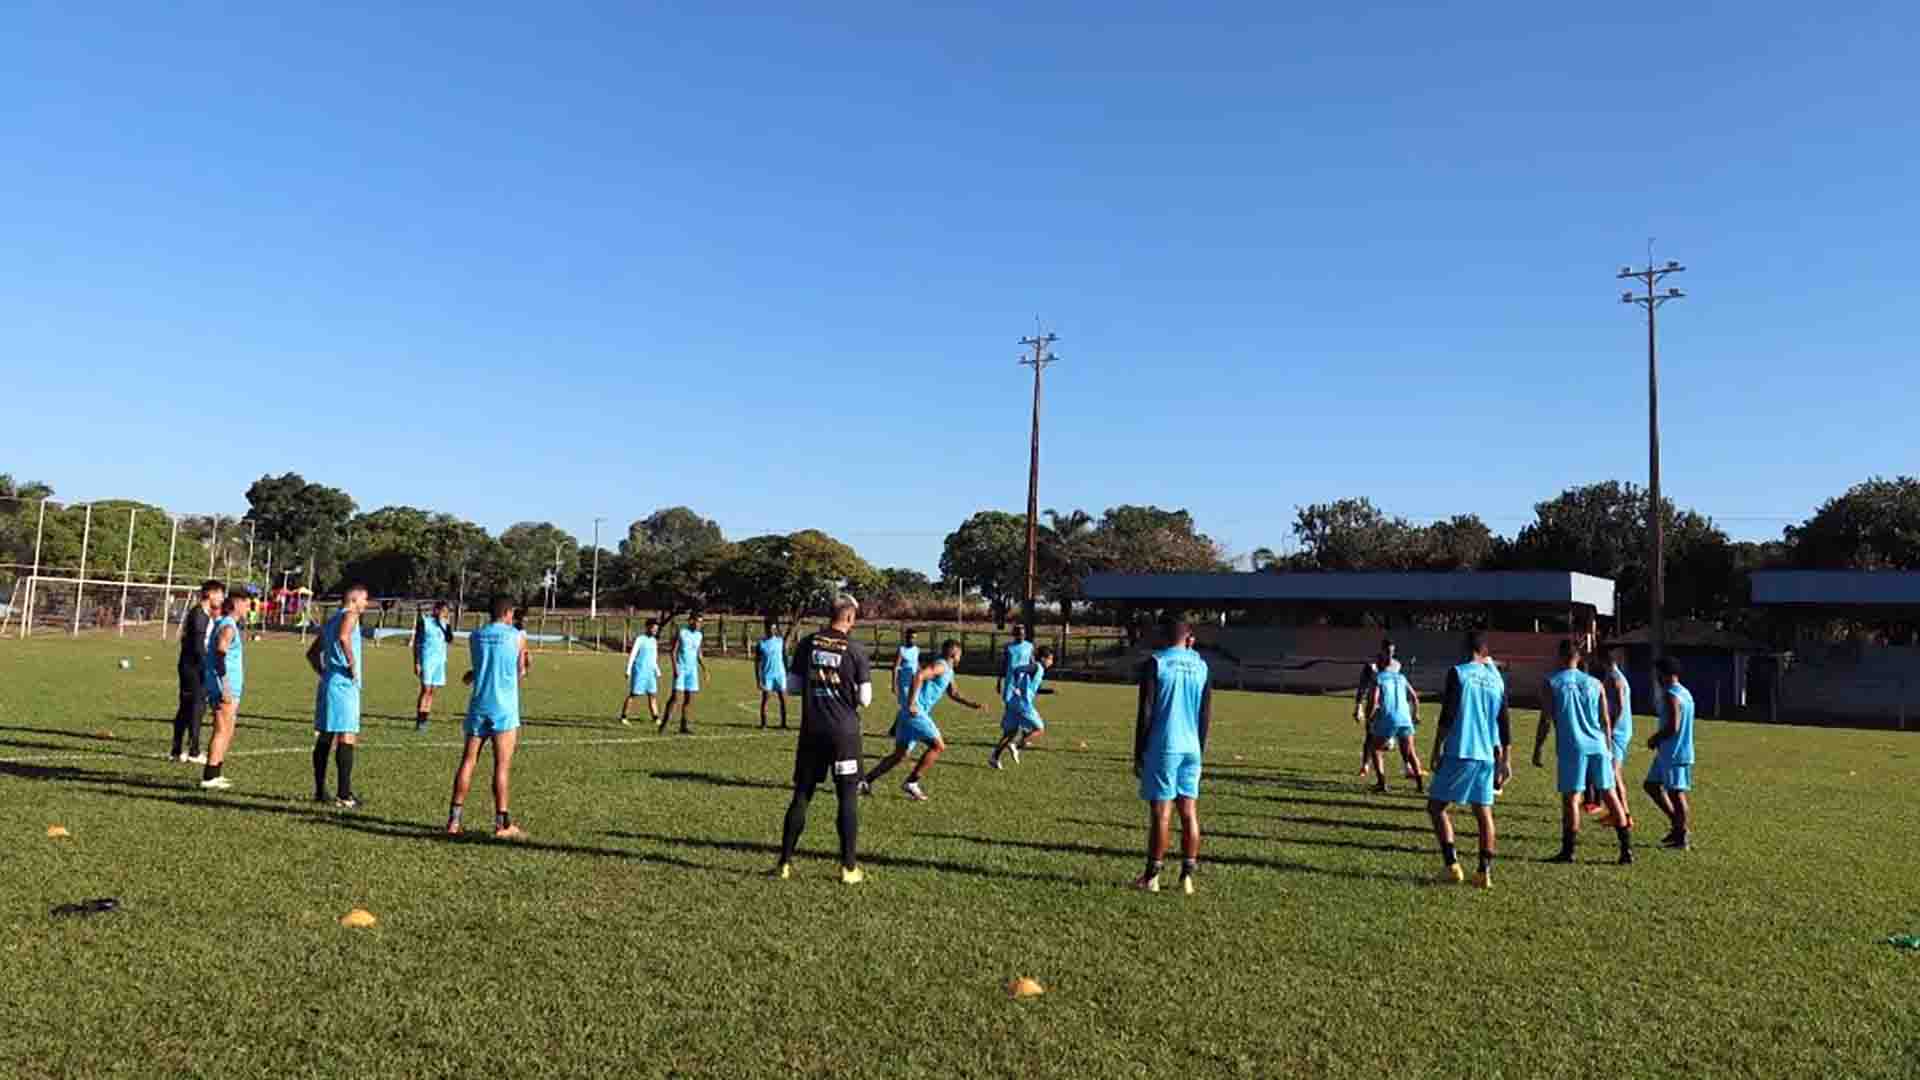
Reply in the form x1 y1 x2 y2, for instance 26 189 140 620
1054 816 1429 855
608 830 1096 887
648 770 787 791
909 830 1414 884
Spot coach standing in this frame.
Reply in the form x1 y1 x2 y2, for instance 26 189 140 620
170 579 224 764
771 595 873 885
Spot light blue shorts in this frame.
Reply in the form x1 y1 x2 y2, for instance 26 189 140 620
420 655 447 688
1001 707 1043 736
629 668 658 695
314 674 362 734
1557 751 1614 795
894 710 942 749
1370 718 1415 742
1429 757 1497 806
1646 760 1692 792
1611 728 1632 768
464 711 521 740
760 672 787 693
205 674 241 707
1139 752 1202 802
673 669 700 693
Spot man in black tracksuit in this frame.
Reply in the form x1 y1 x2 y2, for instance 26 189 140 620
171 579 225 763
772 595 873 884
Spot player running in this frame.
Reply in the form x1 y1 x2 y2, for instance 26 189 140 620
1354 639 1400 777
862 639 983 801
772 595 873 883
1425 631 1512 888
1644 657 1697 851
991 644 1055 769
1366 650 1424 793
1132 619 1211 895
619 619 661 726
1531 639 1634 865
413 600 453 732
659 614 708 734
307 585 369 808
997 624 1034 701
171 579 223 765
756 619 789 730
197 590 253 790
447 595 530 839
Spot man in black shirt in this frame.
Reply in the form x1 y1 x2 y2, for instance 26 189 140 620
170 579 225 763
773 595 873 885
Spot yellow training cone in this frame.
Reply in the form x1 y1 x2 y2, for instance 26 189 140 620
46 825 70 839
1007 977 1045 998
338 908 378 928
93 730 113 741
1076 740 1089 750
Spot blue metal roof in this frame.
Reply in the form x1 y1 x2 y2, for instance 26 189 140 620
1751 570 1920 607
1083 570 1615 617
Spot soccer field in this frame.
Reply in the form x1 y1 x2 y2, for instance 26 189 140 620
3 636 1914 1078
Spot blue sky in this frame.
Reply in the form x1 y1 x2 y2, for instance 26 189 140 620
4 2 1916 571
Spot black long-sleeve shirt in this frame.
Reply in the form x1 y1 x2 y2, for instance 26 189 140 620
177 606 211 671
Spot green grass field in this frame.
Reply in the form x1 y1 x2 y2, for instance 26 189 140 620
3 634 1915 1078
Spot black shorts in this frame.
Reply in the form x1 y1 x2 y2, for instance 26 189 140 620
792 724 863 787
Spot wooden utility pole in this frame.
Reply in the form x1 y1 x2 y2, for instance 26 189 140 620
1618 253 1686 662
1018 329 1058 632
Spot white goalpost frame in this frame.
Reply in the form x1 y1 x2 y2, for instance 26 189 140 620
117 506 136 636
71 502 92 638
160 514 180 640
21 498 46 638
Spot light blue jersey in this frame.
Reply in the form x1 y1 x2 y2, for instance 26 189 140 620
894 659 955 748
314 610 364 734
626 634 659 695
1003 640 1035 698
1440 660 1507 762
895 645 921 706
1142 646 1210 758
676 628 703 669
757 636 786 688
1654 682 1696 766
467 621 522 733
1548 669 1609 757
1005 660 1046 719
1373 669 1413 734
416 614 449 687
1606 665 1633 745
203 615 244 700
909 660 955 718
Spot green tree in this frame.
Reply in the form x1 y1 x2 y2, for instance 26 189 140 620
1505 481 1736 625
1040 508 1097 631
496 522 581 605
939 511 1029 625
1785 476 1920 569
1092 504 1226 575
242 473 357 589
619 506 727 618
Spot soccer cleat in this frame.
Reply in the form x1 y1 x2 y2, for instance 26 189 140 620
445 821 463 836
1008 744 1021 765
1440 863 1465 885
902 780 929 802
1547 849 1576 864
1131 873 1162 893
312 792 332 804
1179 873 1196 896
1372 783 1388 795
857 780 873 798
335 796 364 810
619 716 630 726
656 717 668 735
1404 763 1418 780
989 754 1003 770
839 866 866 885
1618 848 1634 865
1661 834 1691 851
184 753 209 766
414 720 428 734
771 862 793 880
493 824 527 841
199 776 233 791
1473 869 1493 890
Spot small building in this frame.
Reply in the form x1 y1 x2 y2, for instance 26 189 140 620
1749 569 1920 730
1603 620 1771 720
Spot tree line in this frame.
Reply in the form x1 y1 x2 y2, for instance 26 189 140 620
7 469 1920 629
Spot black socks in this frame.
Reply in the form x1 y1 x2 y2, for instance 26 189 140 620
1477 849 1494 875
1441 842 1458 867
335 742 355 800
311 735 331 797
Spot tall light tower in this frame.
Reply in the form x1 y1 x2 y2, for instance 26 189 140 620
1619 255 1686 662
1018 329 1058 632
590 516 604 620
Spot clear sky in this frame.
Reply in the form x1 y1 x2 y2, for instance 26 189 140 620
5 2 1916 571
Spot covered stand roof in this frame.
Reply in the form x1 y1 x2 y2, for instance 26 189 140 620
1751 570 1920 610
1604 619 1768 651
1084 571 1615 617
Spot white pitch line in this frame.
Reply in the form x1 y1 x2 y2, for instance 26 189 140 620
0 729 781 768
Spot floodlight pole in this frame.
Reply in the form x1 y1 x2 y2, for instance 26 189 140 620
590 517 604 620
1018 329 1058 632
1618 254 1686 663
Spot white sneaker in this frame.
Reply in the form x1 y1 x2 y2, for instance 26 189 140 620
902 780 929 802
168 753 185 763
1008 744 1022 765
989 753 1003 770
198 776 232 790
185 753 209 766
857 780 872 798
620 717 631 727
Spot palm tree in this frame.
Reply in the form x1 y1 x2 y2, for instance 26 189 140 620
1042 508 1097 638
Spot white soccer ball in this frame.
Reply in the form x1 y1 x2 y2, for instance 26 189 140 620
117 659 132 671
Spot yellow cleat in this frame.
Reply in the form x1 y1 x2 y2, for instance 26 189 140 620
840 866 866 885
771 862 792 880
1440 863 1465 885
1473 870 1492 890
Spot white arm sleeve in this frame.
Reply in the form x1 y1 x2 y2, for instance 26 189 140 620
858 682 873 708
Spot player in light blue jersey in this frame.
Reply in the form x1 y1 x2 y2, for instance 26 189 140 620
659 614 708 734
413 600 453 732
863 639 984 801
447 594 530 839
1354 638 1400 779
892 628 921 711
991 645 1055 769
196 590 255 791
1426 631 1513 888
619 618 661 726
997 624 1034 701
1531 640 1634 865
757 619 790 730
1594 650 1636 828
306 585 369 808
1132 620 1212 894
1366 649 1425 793
1644 656 1697 850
